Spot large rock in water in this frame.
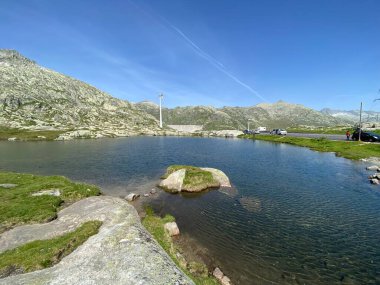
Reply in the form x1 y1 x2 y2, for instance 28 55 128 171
0 196 194 285
159 166 231 193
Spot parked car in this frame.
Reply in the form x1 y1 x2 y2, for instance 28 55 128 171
253 129 260 134
257 127 266 132
270 129 287 135
351 130 380 142
277 129 287 135
243 129 253 135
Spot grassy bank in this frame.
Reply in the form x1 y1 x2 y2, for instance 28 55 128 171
0 127 65 141
0 220 101 278
239 134 380 160
142 208 218 285
0 172 100 232
287 127 380 135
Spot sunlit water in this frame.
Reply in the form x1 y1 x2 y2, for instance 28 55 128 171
0 137 379 284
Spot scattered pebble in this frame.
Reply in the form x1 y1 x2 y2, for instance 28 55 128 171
125 193 140 202
150 189 157 194
213 267 233 285
0 184 18 188
32 189 61 197
143 193 150 197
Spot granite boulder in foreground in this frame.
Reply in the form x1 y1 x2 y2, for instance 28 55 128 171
159 165 231 193
0 196 194 285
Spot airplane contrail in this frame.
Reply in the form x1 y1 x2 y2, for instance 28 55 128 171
168 23 266 102
128 0 266 102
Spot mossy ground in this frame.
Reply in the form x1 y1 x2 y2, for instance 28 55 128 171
239 134 380 160
0 221 102 277
142 207 218 285
0 172 100 232
0 127 66 141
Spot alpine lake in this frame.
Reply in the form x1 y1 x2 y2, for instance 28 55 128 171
0 136 379 285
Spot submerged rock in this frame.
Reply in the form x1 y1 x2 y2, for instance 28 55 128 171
366 165 379 171
125 193 140 202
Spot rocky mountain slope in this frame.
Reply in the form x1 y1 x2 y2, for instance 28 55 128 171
0 50 161 138
135 100 352 131
321 108 380 124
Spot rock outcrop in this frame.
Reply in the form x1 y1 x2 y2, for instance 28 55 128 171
0 196 194 285
159 166 231 193
0 49 164 138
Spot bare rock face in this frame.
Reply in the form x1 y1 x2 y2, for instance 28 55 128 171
200 168 231 187
164 222 180 236
159 169 186 193
0 196 194 285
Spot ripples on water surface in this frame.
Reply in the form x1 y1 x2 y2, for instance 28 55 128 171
0 137 379 284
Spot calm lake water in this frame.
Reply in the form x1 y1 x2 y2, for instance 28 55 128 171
0 137 379 284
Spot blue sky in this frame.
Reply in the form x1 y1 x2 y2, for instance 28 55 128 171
1 0 379 111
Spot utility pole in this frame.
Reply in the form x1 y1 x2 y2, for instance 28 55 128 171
247 119 253 132
159 94 164 128
358 101 362 141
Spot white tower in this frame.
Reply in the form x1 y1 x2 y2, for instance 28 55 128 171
159 94 164 128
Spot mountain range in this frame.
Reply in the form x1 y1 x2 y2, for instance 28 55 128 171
0 49 162 138
134 101 358 131
1 49 378 137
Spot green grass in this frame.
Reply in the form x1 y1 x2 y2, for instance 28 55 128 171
0 221 102 277
161 165 200 179
142 208 218 285
287 127 380 135
239 134 380 160
182 169 219 191
0 172 100 232
0 127 66 141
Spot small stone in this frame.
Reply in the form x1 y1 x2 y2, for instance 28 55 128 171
7 137 17 141
150 189 157 194
366 165 379 171
370 179 380 185
164 222 180 236
143 193 150 197
125 193 140 202
213 267 224 280
0 184 18 188
221 275 232 285
37 135 46 139
32 189 61 197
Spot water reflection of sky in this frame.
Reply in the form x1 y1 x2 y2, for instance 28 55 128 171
0 137 379 284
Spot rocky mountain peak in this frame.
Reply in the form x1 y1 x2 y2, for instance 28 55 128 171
0 49 36 66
